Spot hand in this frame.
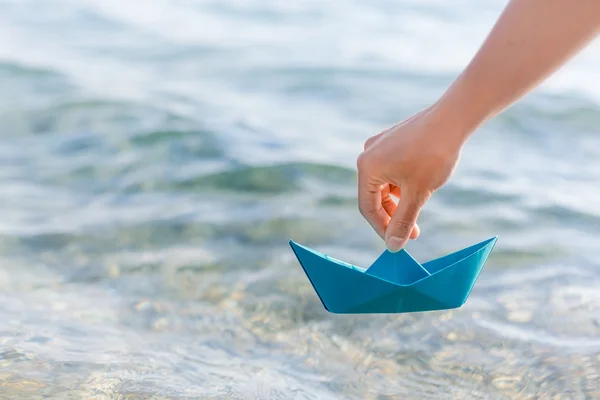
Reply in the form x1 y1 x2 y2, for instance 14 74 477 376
357 105 464 252
357 0 600 253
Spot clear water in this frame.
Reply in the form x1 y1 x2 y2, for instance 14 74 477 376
1 0 600 398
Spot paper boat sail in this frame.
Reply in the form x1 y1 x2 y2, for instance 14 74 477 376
289 236 497 314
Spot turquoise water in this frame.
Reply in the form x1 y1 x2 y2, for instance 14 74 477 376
2 0 600 398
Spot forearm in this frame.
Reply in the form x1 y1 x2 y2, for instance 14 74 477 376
436 0 600 142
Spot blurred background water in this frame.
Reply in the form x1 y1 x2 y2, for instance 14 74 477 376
1 0 600 398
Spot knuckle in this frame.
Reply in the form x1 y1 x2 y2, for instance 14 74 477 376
358 201 374 217
358 203 367 217
358 201 365 217
393 220 412 233
356 151 371 171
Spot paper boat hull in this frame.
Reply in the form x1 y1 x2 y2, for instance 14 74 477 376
289 237 497 314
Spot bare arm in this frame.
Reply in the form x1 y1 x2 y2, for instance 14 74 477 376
438 0 600 143
358 0 600 252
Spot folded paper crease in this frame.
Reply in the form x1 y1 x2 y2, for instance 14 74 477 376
289 236 497 314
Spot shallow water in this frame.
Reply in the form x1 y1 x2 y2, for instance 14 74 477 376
1 0 600 398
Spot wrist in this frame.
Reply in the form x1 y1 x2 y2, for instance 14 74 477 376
430 78 492 147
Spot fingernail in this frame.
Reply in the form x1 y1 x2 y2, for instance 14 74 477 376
386 236 405 253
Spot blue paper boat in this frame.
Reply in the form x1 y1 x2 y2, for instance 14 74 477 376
289 236 498 314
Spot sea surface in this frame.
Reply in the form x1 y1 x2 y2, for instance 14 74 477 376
1 0 600 398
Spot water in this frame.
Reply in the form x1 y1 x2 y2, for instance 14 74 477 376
1 0 600 398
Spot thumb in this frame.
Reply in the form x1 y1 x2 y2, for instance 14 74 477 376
385 191 426 253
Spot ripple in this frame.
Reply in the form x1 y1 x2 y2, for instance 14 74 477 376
2 0 600 397
0 62 75 111
475 318 600 350
178 162 356 194
129 129 224 159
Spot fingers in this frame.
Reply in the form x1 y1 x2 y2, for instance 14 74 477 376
357 156 388 239
361 127 429 247
381 184 420 241
380 184 398 217
409 223 420 240
389 184 400 199
384 190 428 253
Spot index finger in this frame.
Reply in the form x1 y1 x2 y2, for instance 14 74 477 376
357 169 389 239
